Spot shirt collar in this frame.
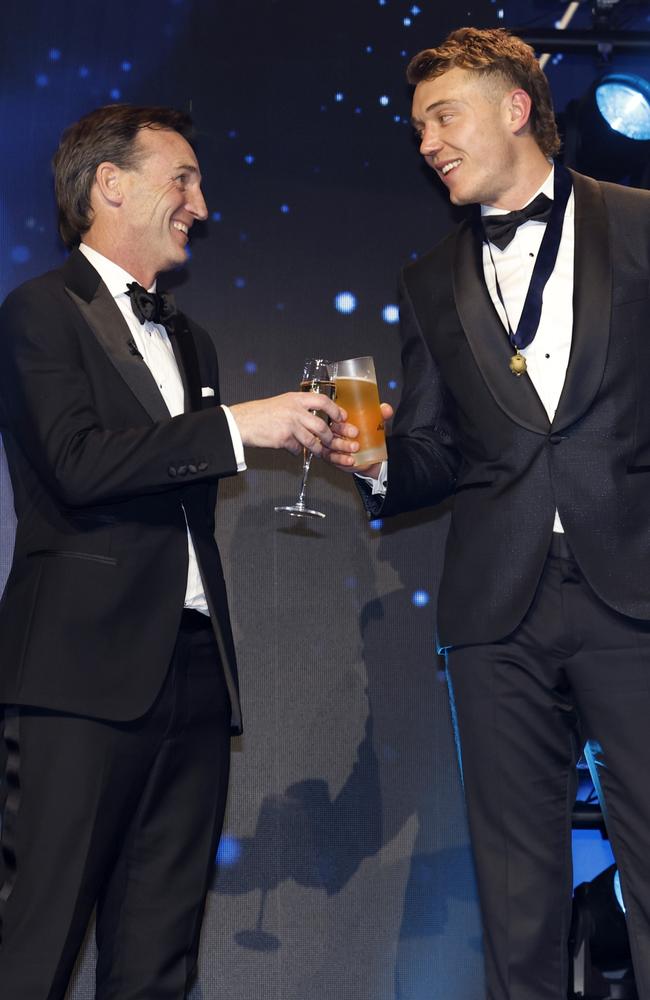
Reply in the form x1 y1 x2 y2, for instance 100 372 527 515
78 243 157 298
481 164 554 218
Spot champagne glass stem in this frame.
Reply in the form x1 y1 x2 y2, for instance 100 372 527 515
296 448 313 508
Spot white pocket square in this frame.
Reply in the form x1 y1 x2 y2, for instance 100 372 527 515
201 386 215 397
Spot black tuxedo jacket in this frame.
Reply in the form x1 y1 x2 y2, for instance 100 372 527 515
0 249 243 732
369 170 650 648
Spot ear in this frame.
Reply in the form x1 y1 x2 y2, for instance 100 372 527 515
505 88 533 136
93 161 124 207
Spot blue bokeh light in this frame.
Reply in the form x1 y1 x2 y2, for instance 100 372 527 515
412 589 430 607
78 65 89 78
35 73 49 87
244 154 255 165
280 204 290 214
379 95 390 107
216 834 242 867
121 60 132 72
335 92 344 102
334 291 357 314
212 211 222 222
369 519 383 531
382 304 399 324
10 246 31 264
388 379 398 390
110 88 121 100
244 361 258 374
49 48 61 61
234 277 246 288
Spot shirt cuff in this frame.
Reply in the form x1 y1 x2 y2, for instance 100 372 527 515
354 460 387 496
221 405 247 472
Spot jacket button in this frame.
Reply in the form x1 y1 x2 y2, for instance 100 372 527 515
198 461 208 471
188 464 198 474
177 465 188 476
549 434 565 445
168 466 177 477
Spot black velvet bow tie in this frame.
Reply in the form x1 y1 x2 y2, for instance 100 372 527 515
482 193 553 251
125 282 177 331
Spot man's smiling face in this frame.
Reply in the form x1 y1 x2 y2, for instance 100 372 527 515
120 126 208 283
411 66 522 209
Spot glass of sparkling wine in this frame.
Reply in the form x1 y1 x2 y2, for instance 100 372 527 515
274 358 335 519
332 356 387 467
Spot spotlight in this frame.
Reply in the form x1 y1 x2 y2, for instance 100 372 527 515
561 73 650 187
595 74 650 140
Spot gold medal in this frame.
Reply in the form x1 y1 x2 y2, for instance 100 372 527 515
509 351 527 377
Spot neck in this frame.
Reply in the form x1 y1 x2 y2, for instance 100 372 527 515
487 154 553 212
83 230 156 288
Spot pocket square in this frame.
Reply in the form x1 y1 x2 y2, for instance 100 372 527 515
201 386 215 397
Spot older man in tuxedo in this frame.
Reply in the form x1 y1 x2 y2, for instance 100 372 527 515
0 104 351 999
328 26 650 1000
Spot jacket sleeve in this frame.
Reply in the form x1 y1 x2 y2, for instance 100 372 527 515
358 270 460 519
0 282 239 508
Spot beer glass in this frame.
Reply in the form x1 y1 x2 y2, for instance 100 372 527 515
332 356 387 467
274 358 335 519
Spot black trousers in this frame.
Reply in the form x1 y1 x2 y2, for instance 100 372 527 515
447 535 650 1000
0 610 231 1000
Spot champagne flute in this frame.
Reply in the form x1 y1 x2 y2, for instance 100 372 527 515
274 358 335 519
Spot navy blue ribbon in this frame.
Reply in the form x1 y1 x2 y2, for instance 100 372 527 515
485 163 573 354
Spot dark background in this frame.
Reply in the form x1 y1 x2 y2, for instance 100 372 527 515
1 1 649 996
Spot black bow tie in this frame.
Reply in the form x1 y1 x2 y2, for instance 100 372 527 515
125 282 177 331
482 193 553 251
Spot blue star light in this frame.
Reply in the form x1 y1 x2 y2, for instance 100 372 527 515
10 246 30 263
382 305 399 324
334 291 357 314
216 835 242 866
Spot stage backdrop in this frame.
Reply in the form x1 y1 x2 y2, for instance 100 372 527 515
2 1 647 997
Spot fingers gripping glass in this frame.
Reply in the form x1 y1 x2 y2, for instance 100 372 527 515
274 358 334 519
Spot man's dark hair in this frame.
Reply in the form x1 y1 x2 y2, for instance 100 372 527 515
407 27 561 158
52 104 194 248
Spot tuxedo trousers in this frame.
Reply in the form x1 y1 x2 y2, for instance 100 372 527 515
0 609 231 1000
447 534 650 1000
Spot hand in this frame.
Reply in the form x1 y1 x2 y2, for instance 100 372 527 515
323 402 394 475
229 393 348 456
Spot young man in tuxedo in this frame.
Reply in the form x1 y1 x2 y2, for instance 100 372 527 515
328 26 650 1000
0 104 352 999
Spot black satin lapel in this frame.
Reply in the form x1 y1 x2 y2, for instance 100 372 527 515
168 315 201 413
65 283 170 423
452 221 550 434
551 172 611 433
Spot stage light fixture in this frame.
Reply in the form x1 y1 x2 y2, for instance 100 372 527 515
595 74 650 140
561 73 650 187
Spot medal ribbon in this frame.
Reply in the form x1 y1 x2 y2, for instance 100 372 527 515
484 163 572 359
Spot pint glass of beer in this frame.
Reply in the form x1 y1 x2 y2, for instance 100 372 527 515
332 356 387 467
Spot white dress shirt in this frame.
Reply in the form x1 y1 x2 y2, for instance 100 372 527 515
79 243 246 612
363 166 574 532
